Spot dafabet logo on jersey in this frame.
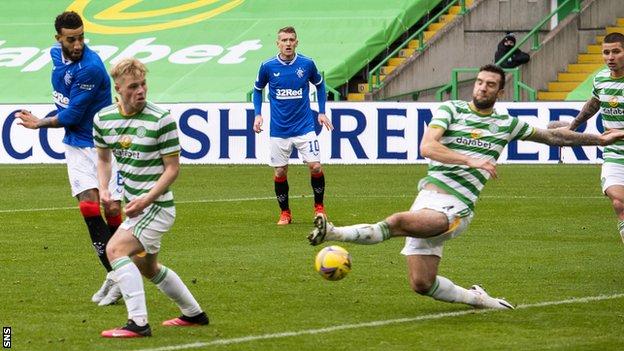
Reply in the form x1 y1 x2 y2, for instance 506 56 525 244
69 0 245 34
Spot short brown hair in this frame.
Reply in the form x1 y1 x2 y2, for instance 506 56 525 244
278 26 297 37
479 64 506 90
55 11 83 34
604 32 624 47
110 58 148 82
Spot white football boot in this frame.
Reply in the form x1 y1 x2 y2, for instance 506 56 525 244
91 272 115 303
98 283 122 306
469 285 514 310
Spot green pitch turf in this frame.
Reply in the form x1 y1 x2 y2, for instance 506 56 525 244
0 164 622 350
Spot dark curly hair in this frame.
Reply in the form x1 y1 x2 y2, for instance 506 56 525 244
54 11 83 34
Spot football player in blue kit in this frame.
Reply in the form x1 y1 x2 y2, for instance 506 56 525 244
253 26 333 225
14 11 124 306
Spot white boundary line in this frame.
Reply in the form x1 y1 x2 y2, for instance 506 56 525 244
136 293 624 351
0 194 605 214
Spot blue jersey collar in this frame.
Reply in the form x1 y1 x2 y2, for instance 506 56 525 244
276 53 298 66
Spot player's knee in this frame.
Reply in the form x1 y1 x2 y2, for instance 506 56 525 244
309 163 322 174
409 275 434 295
104 201 122 217
105 242 120 261
274 167 287 178
77 189 99 202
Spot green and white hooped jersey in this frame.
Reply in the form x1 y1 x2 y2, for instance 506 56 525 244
423 100 535 210
93 101 180 208
592 68 624 164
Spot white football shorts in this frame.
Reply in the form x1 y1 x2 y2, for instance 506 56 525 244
601 161 624 193
401 189 474 258
120 203 176 254
269 131 321 167
65 145 123 200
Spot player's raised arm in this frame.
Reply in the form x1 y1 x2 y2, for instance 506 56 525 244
568 97 601 131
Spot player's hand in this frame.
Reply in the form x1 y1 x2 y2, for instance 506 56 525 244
599 129 624 146
253 115 263 133
124 196 148 218
466 158 497 179
14 110 41 129
99 188 113 207
318 113 333 131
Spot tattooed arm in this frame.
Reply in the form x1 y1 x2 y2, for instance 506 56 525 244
568 97 601 131
527 127 624 147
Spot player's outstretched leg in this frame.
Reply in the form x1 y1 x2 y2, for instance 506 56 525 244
150 265 210 327
308 215 392 246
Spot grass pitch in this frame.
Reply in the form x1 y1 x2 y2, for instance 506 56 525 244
0 164 623 350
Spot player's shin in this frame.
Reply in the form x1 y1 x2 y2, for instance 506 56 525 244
424 276 478 305
151 266 202 317
274 176 289 211
79 201 113 271
329 221 391 244
311 171 325 206
111 257 148 326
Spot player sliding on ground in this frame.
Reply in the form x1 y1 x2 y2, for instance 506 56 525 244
309 64 624 310
95 58 208 338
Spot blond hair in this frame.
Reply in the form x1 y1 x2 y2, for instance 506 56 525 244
110 58 147 82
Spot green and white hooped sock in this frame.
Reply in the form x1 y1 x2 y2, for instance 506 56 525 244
152 265 202 317
328 221 391 244
425 276 478 306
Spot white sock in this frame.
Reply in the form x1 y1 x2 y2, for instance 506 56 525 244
426 276 478 306
111 257 148 326
151 265 202 317
618 220 624 243
327 221 391 244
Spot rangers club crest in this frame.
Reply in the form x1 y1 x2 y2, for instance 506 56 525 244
296 67 305 78
64 70 73 86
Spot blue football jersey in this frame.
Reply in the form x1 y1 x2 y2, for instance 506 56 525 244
254 53 325 138
51 43 111 147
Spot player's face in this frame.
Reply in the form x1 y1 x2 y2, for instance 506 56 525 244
56 27 84 62
115 74 147 112
472 71 503 110
276 32 298 60
602 42 624 76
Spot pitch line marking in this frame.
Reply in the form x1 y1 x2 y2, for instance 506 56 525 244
0 194 606 214
136 293 624 351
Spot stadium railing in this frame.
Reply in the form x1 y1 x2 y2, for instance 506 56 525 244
367 0 469 93
435 67 536 101
435 0 581 101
